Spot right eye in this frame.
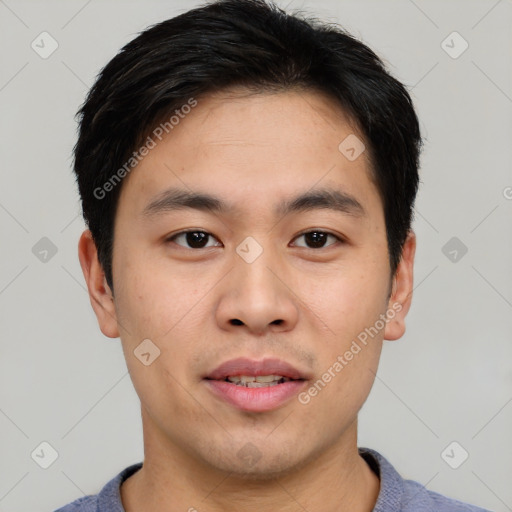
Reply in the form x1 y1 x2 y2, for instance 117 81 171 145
165 230 222 249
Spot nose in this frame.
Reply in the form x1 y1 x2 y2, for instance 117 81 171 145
215 249 299 335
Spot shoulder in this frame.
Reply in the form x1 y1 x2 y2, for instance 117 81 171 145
53 462 143 512
402 478 493 511
358 447 493 512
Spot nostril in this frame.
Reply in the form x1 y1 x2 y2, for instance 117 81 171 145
271 319 283 325
230 319 244 325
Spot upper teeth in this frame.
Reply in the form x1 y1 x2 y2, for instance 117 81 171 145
226 375 290 387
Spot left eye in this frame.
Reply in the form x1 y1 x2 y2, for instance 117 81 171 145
292 230 342 249
167 230 221 249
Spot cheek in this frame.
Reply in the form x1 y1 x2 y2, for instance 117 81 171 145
127 361 208 436
297 255 388 410
113 250 202 340
113 251 212 387
300 271 385 420
308 345 382 433
300 259 389 341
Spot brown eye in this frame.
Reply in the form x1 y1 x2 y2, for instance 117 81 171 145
292 230 341 249
167 230 221 249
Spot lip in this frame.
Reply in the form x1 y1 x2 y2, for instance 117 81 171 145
205 357 307 380
204 357 310 412
205 379 307 412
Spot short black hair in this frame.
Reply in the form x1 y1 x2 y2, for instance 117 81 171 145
73 0 421 293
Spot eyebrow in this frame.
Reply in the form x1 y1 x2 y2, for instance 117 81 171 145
142 186 366 219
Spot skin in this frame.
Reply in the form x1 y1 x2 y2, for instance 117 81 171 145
79 88 415 512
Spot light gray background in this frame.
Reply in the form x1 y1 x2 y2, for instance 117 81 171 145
0 1 511 511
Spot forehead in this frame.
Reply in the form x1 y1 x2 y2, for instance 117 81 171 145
116 88 381 221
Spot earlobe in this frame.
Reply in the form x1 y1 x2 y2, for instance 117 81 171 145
384 230 416 341
78 229 120 339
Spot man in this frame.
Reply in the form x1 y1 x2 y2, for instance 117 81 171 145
55 0 491 510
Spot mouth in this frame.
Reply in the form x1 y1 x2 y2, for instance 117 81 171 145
221 375 294 388
203 357 309 412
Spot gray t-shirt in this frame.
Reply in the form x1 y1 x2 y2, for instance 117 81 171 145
54 447 493 511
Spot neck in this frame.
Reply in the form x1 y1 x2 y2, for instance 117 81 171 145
121 413 380 512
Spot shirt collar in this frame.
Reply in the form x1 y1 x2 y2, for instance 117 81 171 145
96 448 404 512
359 447 405 511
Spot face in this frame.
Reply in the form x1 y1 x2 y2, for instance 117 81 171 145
80 88 415 479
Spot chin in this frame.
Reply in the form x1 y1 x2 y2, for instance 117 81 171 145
201 441 316 482
216 458 303 482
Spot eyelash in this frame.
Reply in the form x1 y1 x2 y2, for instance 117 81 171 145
165 229 344 250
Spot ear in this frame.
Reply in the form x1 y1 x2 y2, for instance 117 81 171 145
78 229 119 339
384 230 416 341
